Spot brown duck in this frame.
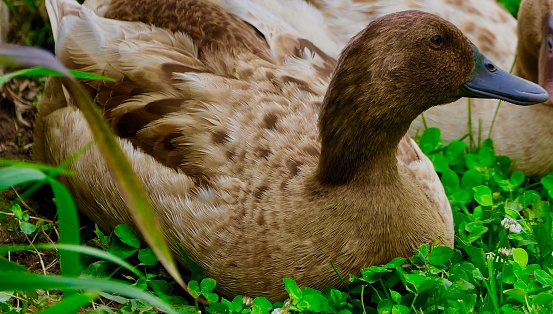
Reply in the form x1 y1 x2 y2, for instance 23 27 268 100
284 0 553 177
34 0 547 300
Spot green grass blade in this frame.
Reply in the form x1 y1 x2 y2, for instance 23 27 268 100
0 257 29 272
45 179 81 278
59 75 188 292
0 44 187 295
0 67 114 86
0 244 144 279
39 292 99 314
0 67 114 87
68 69 115 81
0 159 75 176
0 44 69 75
0 272 178 313
0 166 46 190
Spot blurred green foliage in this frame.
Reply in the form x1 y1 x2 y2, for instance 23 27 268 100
2 0 54 49
498 0 521 18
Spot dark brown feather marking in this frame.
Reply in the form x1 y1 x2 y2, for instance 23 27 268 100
278 75 316 94
144 98 183 115
107 81 141 96
95 80 149 115
115 109 160 137
162 131 181 151
104 0 272 61
104 95 130 113
253 185 269 200
303 144 320 157
287 160 304 176
263 112 279 130
156 131 184 168
211 130 228 144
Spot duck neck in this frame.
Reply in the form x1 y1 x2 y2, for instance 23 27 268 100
316 85 418 186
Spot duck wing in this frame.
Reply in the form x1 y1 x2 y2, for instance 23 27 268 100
40 0 333 177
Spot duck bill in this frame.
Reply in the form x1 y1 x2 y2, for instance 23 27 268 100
460 44 549 106
538 12 553 106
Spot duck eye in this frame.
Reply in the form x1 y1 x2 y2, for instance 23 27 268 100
430 35 444 48
485 62 497 72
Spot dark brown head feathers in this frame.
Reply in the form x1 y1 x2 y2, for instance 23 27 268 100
317 10 474 185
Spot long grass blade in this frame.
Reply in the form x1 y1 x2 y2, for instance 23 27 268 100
39 292 99 314
0 244 144 279
0 272 178 313
0 67 115 87
46 179 81 277
0 167 46 190
0 44 188 297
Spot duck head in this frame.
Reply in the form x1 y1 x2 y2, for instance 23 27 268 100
323 10 547 120
318 10 546 185
516 0 553 105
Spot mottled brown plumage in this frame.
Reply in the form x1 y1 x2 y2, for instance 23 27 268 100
102 0 272 61
34 0 540 300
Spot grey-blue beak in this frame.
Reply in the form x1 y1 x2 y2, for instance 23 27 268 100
460 45 549 105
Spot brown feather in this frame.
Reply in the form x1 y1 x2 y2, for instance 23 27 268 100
103 0 273 62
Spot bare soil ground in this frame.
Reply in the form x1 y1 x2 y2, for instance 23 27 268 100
0 77 36 161
0 76 61 272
